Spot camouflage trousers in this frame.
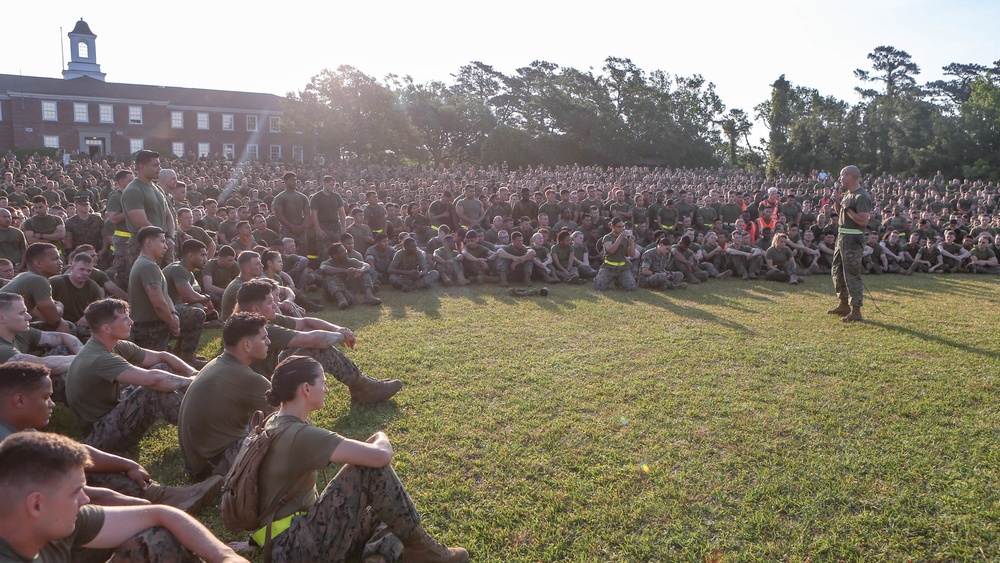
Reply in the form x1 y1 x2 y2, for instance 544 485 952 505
270 462 419 563
832 233 864 307
112 234 136 291
388 271 440 291
576 262 598 280
281 347 364 387
323 273 374 299
671 262 709 283
727 254 764 278
764 261 799 282
131 306 203 354
638 271 684 289
75 527 200 563
553 266 580 283
195 438 243 480
496 260 533 284
593 264 636 291
84 386 184 453
43 344 73 403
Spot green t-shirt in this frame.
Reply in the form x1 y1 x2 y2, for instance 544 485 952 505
21 215 64 251
0 504 104 563
766 246 794 269
127 255 169 324
971 247 996 262
178 352 271 474
203 258 239 291
251 315 299 377
3 271 53 314
122 178 171 234
839 188 873 232
49 275 101 323
218 220 239 244
220 276 247 321
0 227 26 265
162 262 195 304
310 191 344 233
258 415 343 519
551 244 574 270
273 190 310 229
600 233 629 263
0 327 41 362
66 339 145 425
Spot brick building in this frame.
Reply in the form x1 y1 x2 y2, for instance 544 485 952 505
0 19 301 162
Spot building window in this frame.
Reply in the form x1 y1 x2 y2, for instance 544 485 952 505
172 142 185 158
292 146 304 164
246 115 257 132
171 111 184 129
269 145 282 160
197 113 209 130
222 114 234 131
42 101 58 121
73 103 89 123
99 104 114 124
128 106 143 125
198 143 210 157
43 135 59 149
78 41 89 59
246 144 258 160
129 138 144 154
269 116 281 132
223 144 235 159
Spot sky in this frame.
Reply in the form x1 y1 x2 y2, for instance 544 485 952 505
3 0 998 143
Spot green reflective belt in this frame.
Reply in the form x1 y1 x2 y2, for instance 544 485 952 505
306 255 319 259
251 511 305 546
372 229 384 234
839 228 863 235
604 260 626 267
114 230 132 238
429 225 440 232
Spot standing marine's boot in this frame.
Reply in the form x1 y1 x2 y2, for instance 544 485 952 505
827 298 850 315
402 526 469 563
841 306 863 323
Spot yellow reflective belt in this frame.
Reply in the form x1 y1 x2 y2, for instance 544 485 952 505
251 512 305 546
429 225 440 232
306 255 319 259
604 260 626 267
114 230 132 238
372 229 384 234
839 228 863 235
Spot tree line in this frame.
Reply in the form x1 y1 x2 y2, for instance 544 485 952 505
282 47 1000 180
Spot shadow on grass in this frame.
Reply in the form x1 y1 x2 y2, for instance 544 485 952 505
641 290 759 335
867 319 1000 361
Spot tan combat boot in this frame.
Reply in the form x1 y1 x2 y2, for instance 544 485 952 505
827 298 851 315
401 526 469 563
841 306 863 323
363 288 383 306
335 291 350 310
349 375 403 405
143 475 223 514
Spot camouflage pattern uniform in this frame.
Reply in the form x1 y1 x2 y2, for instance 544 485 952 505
113 236 141 292
831 234 865 306
270 463 419 562
637 248 683 289
593 263 635 291
65 213 106 254
84 386 184 453
280 347 364 387
74 527 199 563
366 245 396 289
495 258 533 285
131 305 203 354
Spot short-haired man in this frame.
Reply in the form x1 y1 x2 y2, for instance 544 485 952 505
495 231 536 287
638 237 687 290
202 245 239 308
0 362 224 514
0 432 246 563
66 298 198 453
234 278 400 404
725 231 765 280
0 292 81 402
21 196 66 255
64 195 104 255
221 250 263 320
272 172 310 250
319 240 384 308
968 235 1000 273
388 237 440 292
460 230 498 284
178 313 272 479
431 234 470 286
0 206 27 268
162 239 212 366
119 150 175 290
128 226 201 353
4 242 73 333
50 252 102 335
828 165 872 322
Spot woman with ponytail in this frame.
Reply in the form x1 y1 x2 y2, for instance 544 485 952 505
256 355 467 563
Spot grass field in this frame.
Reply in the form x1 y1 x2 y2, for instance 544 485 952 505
51 274 1000 562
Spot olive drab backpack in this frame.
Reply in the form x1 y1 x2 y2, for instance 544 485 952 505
219 411 309 534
